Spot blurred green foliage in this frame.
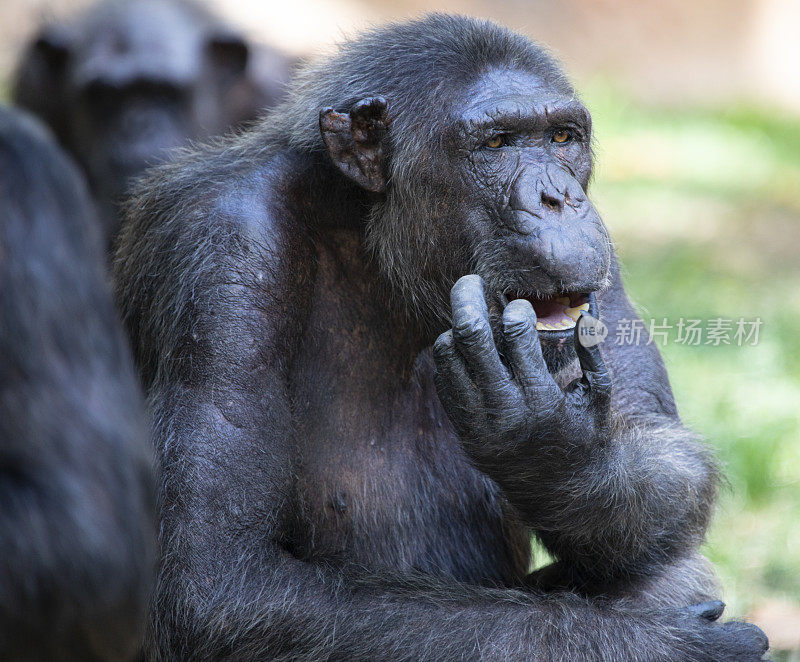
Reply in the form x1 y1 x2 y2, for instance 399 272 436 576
584 83 800 631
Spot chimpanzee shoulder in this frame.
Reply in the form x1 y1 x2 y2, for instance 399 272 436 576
115 139 316 390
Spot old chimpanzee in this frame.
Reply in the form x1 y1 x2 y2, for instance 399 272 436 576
0 105 155 661
13 0 296 247
113 15 768 661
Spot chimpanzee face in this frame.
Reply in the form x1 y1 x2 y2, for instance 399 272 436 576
17 0 251 237
321 67 610 366
72 77 196 208
67 2 247 208
443 68 610 348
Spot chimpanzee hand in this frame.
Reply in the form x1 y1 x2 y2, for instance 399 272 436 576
433 274 612 472
674 601 769 661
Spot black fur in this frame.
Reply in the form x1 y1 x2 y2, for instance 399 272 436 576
114 15 767 661
0 106 156 660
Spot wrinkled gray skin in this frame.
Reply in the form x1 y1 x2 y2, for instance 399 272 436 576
12 0 296 248
114 14 768 661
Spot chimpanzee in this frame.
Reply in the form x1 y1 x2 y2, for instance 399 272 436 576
0 105 155 661
12 0 296 248
113 14 768 661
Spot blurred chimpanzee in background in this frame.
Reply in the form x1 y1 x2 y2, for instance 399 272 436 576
0 104 155 661
12 0 297 248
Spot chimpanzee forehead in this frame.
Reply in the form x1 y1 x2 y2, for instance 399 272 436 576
70 0 206 88
464 68 573 108
453 68 587 134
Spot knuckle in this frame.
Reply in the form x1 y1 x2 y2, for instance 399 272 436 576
590 370 613 393
433 331 454 357
518 374 543 389
453 309 490 343
503 314 532 338
502 302 535 338
455 322 490 345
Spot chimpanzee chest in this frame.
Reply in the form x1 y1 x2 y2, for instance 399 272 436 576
287 340 531 587
282 232 531 585
287 366 528 585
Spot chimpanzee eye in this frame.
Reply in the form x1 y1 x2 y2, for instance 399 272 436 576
485 134 505 149
552 129 571 144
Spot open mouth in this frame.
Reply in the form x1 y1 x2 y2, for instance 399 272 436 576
502 291 599 336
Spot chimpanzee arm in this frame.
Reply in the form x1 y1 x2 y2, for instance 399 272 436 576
146 365 760 662
433 269 719 592
529 263 721 605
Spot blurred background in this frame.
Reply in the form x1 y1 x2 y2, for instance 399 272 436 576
2 0 798 657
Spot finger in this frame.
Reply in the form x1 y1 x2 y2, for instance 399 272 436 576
720 622 769 655
433 330 481 419
572 313 612 400
450 275 511 396
501 299 560 398
684 600 725 622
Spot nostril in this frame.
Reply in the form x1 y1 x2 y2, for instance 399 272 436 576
541 191 562 212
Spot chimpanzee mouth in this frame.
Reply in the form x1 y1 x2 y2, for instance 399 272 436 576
502 291 599 338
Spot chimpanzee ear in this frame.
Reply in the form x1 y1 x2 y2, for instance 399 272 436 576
13 26 72 138
33 27 71 66
207 32 249 76
319 96 389 194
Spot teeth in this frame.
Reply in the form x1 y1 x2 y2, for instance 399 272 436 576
536 319 578 331
555 296 570 306
564 303 590 321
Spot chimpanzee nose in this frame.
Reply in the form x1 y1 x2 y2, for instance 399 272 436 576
540 190 563 213
507 163 586 235
504 162 610 290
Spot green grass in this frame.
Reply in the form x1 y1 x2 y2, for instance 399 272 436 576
583 84 800 650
